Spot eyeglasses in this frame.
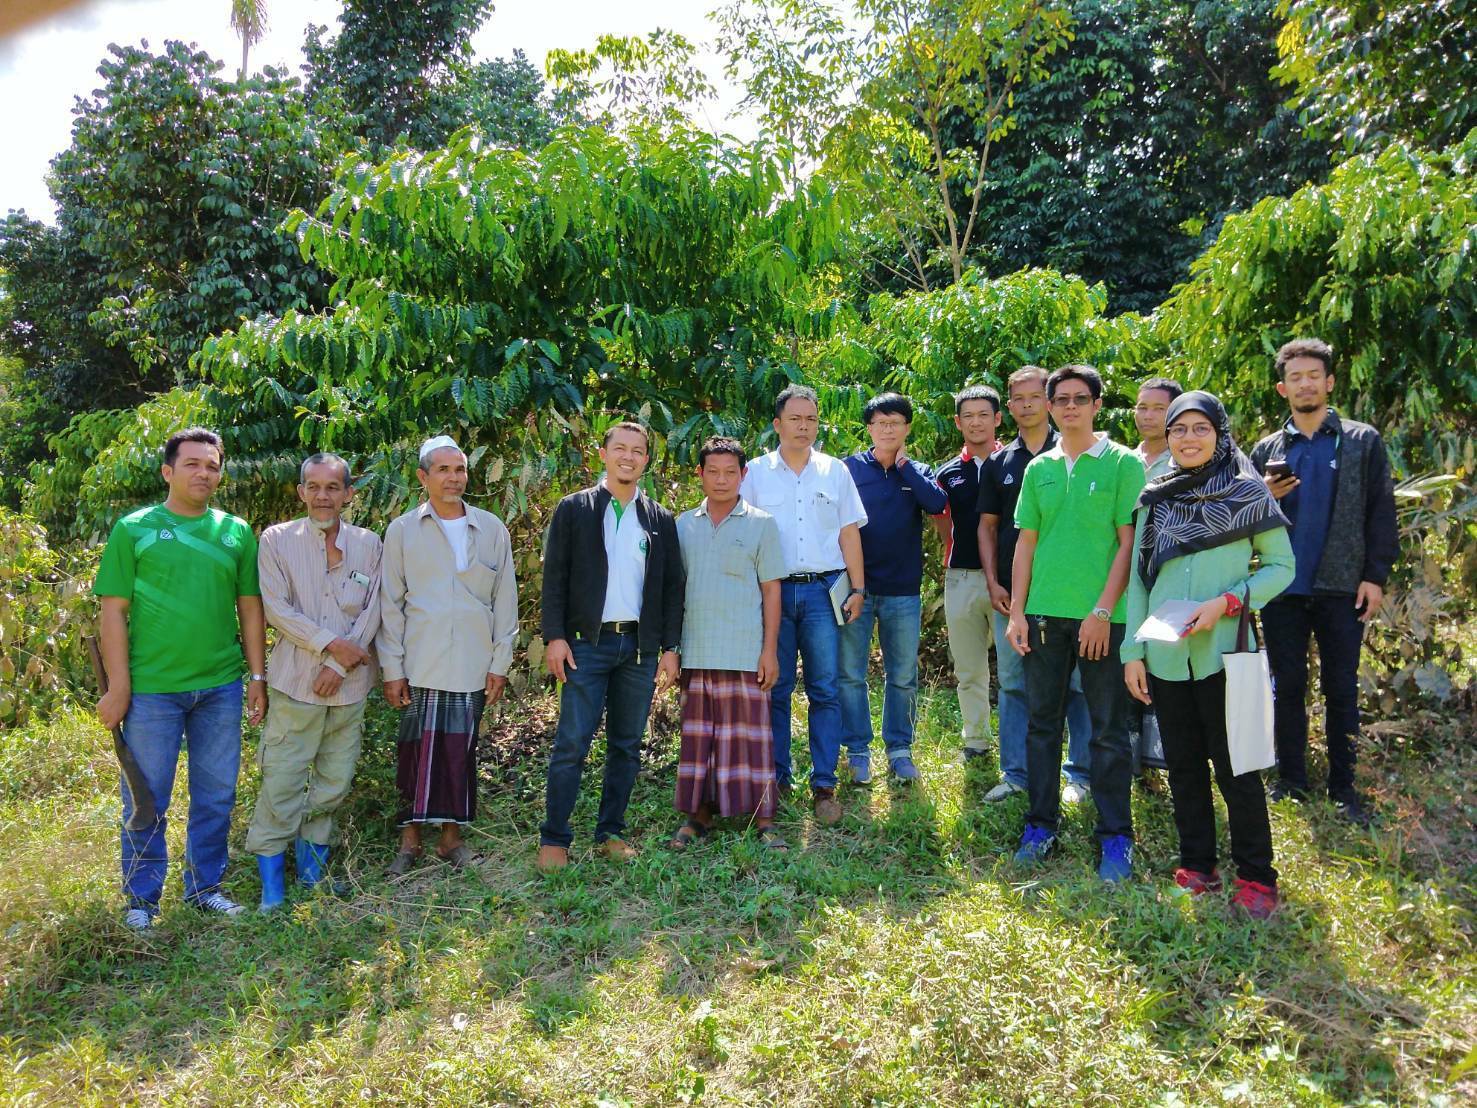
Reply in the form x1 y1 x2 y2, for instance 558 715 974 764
1050 393 1095 408
867 418 909 430
1168 423 1216 440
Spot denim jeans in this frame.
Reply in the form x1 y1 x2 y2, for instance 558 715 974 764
1261 593 1364 795
1021 616 1133 839
771 576 843 790
838 592 921 762
541 629 659 848
992 610 1093 789
119 679 244 911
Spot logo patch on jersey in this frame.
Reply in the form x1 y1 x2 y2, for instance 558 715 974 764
1003 474 1015 486
946 475 966 487
159 528 174 541
221 533 239 548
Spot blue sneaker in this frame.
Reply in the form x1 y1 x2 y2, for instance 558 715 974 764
889 755 920 782
1014 824 1056 866
1098 835 1134 883
847 754 872 785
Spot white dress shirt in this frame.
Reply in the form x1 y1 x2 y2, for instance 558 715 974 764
601 489 648 622
739 449 867 574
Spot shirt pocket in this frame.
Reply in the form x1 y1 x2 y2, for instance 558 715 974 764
720 536 755 578
337 576 370 618
811 488 841 530
458 560 500 606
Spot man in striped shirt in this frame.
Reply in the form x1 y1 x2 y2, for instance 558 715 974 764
248 453 382 911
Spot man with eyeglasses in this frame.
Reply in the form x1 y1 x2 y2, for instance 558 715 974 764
1005 365 1146 882
977 366 1095 804
838 392 947 784
740 384 867 826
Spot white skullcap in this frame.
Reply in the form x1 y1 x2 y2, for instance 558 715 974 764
418 434 461 465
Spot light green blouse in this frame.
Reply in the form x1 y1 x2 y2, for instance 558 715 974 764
1120 512 1295 681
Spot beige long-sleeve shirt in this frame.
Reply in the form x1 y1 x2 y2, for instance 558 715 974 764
377 501 519 692
257 516 383 706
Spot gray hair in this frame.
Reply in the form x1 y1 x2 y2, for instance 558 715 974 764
299 452 352 485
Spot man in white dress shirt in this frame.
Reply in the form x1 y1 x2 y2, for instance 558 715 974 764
739 385 866 825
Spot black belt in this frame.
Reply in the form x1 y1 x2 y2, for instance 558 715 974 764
601 620 639 635
785 571 839 583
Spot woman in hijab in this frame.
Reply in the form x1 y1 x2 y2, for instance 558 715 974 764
1122 391 1295 919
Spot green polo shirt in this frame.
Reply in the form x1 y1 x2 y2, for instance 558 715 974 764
1014 434 1145 622
94 503 260 693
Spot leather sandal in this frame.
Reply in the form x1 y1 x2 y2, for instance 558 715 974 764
386 849 421 876
667 821 711 851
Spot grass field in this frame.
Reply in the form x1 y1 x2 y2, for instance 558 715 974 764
0 688 1473 1106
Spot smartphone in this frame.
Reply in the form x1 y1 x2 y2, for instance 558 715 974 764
1265 459 1294 480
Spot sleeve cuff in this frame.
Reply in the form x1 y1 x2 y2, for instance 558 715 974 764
310 628 338 655
323 657 348 677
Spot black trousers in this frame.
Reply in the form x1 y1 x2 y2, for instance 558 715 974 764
1150 669 1277 886
1023 616 1133 839
1260 593 1364 796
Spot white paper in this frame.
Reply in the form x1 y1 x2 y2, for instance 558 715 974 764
1134 599 1202 643
828 571 852 626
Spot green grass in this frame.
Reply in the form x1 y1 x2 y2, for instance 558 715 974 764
0 690 1473 1105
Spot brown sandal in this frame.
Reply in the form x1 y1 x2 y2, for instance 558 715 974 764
437 844 479 868
667 821 710 851
386 849 421 876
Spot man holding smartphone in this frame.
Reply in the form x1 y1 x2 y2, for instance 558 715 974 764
1249 338 1398 826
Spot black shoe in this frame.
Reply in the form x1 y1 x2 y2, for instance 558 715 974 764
777 778 794 798
1268 778 1309 804
1331 789 1374 828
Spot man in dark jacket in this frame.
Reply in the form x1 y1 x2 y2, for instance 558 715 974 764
1249 338 1398 826
537 422 685 870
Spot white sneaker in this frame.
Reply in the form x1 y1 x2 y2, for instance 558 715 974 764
1061 782 1091 805
123 908 155 932
192 891 246 917
984 781 1025 802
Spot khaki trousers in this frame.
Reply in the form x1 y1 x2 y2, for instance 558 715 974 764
943 569 994 751
244 694 366 856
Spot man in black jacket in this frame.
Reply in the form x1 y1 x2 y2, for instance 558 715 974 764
1249 338 1398 826
537 422 684 870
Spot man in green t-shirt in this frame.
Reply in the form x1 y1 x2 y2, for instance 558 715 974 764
94 427 267 930
1004 366 1146 882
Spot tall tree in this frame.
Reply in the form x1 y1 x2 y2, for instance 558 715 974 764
229 0 267 81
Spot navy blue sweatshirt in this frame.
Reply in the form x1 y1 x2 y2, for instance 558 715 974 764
843 449 948 596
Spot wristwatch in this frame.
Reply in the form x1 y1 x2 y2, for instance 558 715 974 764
1091 607 1111 622
249 673 267 682
848 588 865 599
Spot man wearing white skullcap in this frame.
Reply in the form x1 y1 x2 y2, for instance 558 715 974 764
376 435 519 874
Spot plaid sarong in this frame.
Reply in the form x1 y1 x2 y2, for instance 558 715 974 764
675 669 775 819
395 687 485 825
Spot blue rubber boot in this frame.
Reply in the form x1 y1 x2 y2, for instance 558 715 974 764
256 852 287 913
295 838 330 889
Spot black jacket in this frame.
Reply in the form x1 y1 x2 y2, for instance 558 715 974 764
1249 409 1399 593
540 483 684 655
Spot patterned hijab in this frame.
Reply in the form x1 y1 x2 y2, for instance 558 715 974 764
1136 391 1289 589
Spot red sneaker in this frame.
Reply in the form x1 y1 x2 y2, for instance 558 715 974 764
1172 867 1223 896
1230 878 1279 920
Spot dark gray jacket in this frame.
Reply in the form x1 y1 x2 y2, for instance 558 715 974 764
1249 409 1398 594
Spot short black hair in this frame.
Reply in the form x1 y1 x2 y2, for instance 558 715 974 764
1275 338 1333 379
863 392 913 424
1137 377 1183 402
697 436 747 469
299 452 352 485
602 421 651 448
1046 364 1103 401
774 384 819 419
163 427 224 468
1006 365 1049 393
955 384 1001 414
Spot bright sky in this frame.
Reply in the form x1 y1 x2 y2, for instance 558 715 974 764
0 0 750 222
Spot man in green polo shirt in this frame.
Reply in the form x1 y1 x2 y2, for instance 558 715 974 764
1005 366 1146 881
94 427 268 929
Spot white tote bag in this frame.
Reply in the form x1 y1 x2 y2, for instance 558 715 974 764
1224 593 1276 776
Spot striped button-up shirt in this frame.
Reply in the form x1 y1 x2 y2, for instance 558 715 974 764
377 501 519 693
258 516 383 706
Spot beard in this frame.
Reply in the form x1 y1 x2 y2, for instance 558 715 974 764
308 515 338 531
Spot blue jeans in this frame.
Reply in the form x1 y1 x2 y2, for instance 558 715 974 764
992 610 1092 789
771 576 843 791
541 629 659 848
838 592 921 761
119 679 244 911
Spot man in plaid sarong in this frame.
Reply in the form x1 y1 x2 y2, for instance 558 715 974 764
671 437 788 850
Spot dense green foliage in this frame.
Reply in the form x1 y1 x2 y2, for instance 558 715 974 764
964 0 1330 312
1276 0 1477 153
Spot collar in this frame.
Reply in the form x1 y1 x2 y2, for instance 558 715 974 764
959 441 998 464
765 447 821 474
1010 428 1058 456
1136 442 1168 466
695 497 748 519
1283 408 1342 440
599 475 644 509
414 500 482 529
